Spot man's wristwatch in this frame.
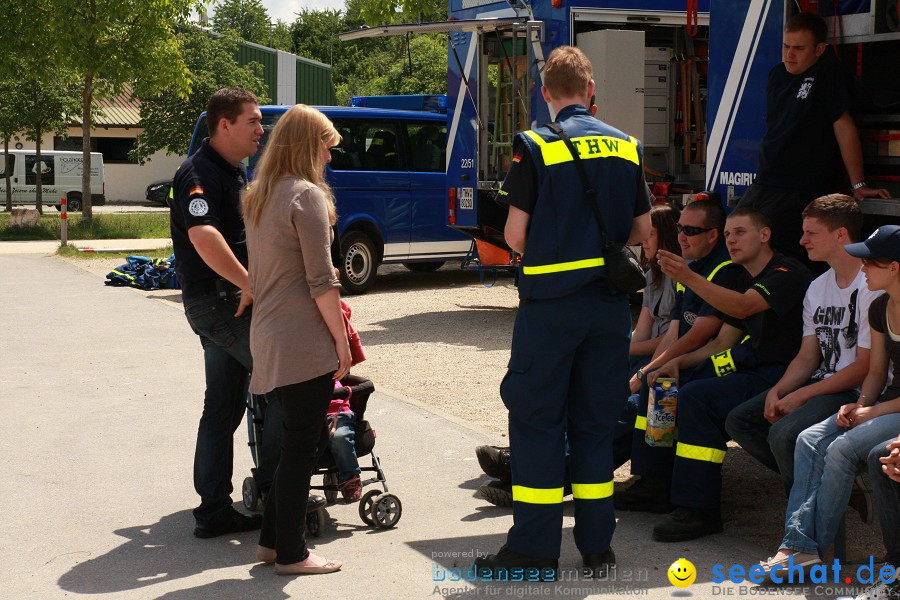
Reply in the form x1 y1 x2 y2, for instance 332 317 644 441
635 369 645 382
851 181 868 192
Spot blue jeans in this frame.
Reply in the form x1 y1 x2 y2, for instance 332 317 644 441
782 412 900 557
725 387 853 493
328 411 361 481
868 438 900 567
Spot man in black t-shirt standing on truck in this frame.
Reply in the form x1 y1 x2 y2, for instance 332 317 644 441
171 87 265 539
737 12 888 266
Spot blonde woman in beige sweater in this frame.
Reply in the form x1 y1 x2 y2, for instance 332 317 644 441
243 104 349 576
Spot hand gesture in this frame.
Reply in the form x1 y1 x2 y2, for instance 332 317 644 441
649 359 679 385
764 387 782 424
835 403 859 428
657 250 692 284
235 288 254 317
334 337 352 381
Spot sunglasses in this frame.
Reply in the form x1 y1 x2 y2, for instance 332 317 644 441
676 224 715 236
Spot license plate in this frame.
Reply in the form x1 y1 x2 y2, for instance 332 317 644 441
459 187 474 210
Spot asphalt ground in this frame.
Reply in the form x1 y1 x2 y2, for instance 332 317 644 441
0 244 881 600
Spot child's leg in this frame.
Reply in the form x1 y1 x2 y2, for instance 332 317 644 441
332 412 361 481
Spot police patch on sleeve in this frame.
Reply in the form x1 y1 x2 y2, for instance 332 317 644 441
188 198 209 217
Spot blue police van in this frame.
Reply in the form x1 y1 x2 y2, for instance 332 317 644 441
188 101 471 294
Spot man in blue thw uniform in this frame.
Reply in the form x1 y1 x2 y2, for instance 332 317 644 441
475 46 651 578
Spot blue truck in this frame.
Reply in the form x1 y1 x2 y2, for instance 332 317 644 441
341 0 900 252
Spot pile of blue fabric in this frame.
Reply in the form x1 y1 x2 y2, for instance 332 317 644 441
105 254 180 290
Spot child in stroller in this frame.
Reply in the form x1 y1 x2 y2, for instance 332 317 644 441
327 380 362 502
244 374 402 535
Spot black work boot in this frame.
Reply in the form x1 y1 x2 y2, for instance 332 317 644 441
479 480 513 507
613 476 672 513
474 545 558 580
582 548 616 580
476 445 511 483
652 506 723 542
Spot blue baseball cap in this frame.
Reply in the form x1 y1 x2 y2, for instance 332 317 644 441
844 225 900 262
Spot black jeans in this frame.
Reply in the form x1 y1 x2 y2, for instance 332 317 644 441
258 373 334 565
183 286 253 528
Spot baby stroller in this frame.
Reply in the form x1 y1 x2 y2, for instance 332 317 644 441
242 374 402 536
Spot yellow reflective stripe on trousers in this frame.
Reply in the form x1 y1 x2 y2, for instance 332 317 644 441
676 259 732 293
676 442 726 464
710 348 737 377
512 485 564 504
571 481 614 500
522 257 605 275
634 415 647 430
523 130 639 166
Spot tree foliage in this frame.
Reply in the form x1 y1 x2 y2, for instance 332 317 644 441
50 0 194 222
212 0 272 46
358 0 446 25
0 1 81 213
291 1 446 105
132 28 271 163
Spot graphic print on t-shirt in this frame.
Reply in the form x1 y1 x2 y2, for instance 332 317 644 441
811 289 858 378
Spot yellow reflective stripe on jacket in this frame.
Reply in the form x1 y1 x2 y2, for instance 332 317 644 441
523 130 639 166
676 259 733 293
710 348 737 377
512 485 564 504
571 481 614 500
634 415 647 430
676 442 726 464
522 257 605 275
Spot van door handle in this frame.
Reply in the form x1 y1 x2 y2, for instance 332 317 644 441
459 174 470 181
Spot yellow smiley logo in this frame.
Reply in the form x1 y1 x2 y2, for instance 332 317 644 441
668 558 696 588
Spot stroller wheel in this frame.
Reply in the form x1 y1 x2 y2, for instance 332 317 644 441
323 473 339 505
359 489 380 526
242 477 259 512
306 508 326 537
371 493 402 529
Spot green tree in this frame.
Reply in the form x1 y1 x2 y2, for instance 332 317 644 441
53 0 193 223
13 71 81 213
0 79 24 212
132 28 271 163
358 0 446 25
381 34 447 95
0 1 81 214
212 0 272 46
271 19 293 51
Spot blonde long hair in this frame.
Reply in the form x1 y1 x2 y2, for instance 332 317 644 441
243 104 341 227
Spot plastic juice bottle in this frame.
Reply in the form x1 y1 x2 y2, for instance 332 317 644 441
645 377 678 447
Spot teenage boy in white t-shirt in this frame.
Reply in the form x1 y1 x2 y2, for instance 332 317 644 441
726 194 881 493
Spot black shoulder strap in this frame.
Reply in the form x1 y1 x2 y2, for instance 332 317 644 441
545 122 610 249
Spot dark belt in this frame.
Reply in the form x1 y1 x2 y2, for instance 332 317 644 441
182 277 241 302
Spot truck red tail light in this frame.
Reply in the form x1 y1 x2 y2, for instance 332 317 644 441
448 188 456 225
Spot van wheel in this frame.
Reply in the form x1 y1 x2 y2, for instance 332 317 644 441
67 195 82 212
340 232 378 295
403 261 445 273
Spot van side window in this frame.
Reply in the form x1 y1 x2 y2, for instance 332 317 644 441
329 120 403 172
407 122 446 172
25 155 54 185
0 154 13 178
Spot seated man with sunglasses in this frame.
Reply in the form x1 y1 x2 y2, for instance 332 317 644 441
725 195 879 503
632 207 812 542
615 200 744 514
